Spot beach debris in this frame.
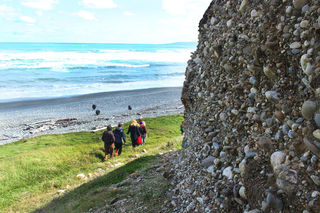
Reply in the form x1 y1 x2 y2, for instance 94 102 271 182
95 110 100 115
92 104 97 110
128 105 132 110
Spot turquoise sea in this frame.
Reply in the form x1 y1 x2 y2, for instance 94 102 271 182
0 42 196 102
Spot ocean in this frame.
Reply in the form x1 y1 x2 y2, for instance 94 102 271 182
0 42 196 103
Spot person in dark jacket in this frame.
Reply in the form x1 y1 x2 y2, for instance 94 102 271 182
102 125 115 161
113 123 126 156
139 121 147 145
127 120 141 148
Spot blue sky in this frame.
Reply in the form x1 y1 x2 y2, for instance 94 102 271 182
0 0 211 43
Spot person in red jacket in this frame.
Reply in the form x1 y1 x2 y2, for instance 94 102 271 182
139 121 147 145
102 125 115 161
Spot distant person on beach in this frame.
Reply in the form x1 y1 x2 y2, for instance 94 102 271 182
127 120 141 148
102 125 115 161
113 123 126 156
139 121 147 145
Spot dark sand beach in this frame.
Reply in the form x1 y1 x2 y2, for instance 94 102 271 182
0 87 183 145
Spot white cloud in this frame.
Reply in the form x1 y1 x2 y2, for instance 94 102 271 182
0 4 37 24
81 0 117 9
21 0 58 11
20 15 36 23
76 10 97 21
123 11 134 16
161 0 211 41
162 0 210 16
0 5 18 20
36 11 43 16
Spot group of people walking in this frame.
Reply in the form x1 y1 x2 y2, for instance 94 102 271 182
101 119 147 161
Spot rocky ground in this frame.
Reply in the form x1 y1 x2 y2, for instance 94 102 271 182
90 151 177 213
159 0 320 212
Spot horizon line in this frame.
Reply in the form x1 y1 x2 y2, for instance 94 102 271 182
0 41 198 45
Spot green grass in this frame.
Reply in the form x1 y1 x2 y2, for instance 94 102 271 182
0 114 183 212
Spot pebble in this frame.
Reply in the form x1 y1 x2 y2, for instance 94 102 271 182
313 129 320 140
76 173 87 180
257 137 273 151
57 189 65 194
263 192 283 211
239 186 247 199
239 159 247 177
274 111 284 120
311 191 319 198
310 175 320 186
239 0 248 13
315 114 320 128
270 151 286 169
293 0 307 9
290 42 302 49
301 101 317 120
201 156 216 168
265 91 280 102
300 20 309 29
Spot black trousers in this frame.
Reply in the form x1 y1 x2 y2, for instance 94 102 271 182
115 142 122 155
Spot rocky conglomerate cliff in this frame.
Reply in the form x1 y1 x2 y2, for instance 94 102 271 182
162 0 320 212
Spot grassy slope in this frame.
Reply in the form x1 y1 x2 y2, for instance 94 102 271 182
0 114 183 212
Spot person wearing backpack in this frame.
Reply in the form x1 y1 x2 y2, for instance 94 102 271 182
127 120 141 148
102 125 115 161
113 123 126 156
139 121 147 145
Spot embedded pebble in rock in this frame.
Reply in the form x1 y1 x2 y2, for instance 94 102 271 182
304 137 320 157
247 210 262 213
315 114 320 128
310 175 320 186
222 166 233 179
265 91 280 102
201 156 216 168
290 42 302 49
271 151 286 169
277 169 298 195
300 20 310 29
274 111 284 121
301 101 317 120
239 186 247 200
239 159 247 177
257 137 273 152
263 193 283 211
312 191 319 198
313 129 320 140
239 0 248 13
293 0 308 9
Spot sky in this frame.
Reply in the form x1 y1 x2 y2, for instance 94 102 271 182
0 0 211 44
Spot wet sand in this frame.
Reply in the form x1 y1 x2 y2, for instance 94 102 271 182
0 87 184 145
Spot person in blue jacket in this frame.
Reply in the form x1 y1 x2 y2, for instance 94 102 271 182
113 123 126 156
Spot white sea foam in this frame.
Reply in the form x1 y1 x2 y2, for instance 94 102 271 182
0 49 192 70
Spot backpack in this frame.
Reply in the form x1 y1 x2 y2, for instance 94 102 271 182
140 125 146 135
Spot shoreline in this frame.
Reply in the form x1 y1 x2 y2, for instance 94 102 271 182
0 87 184 145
